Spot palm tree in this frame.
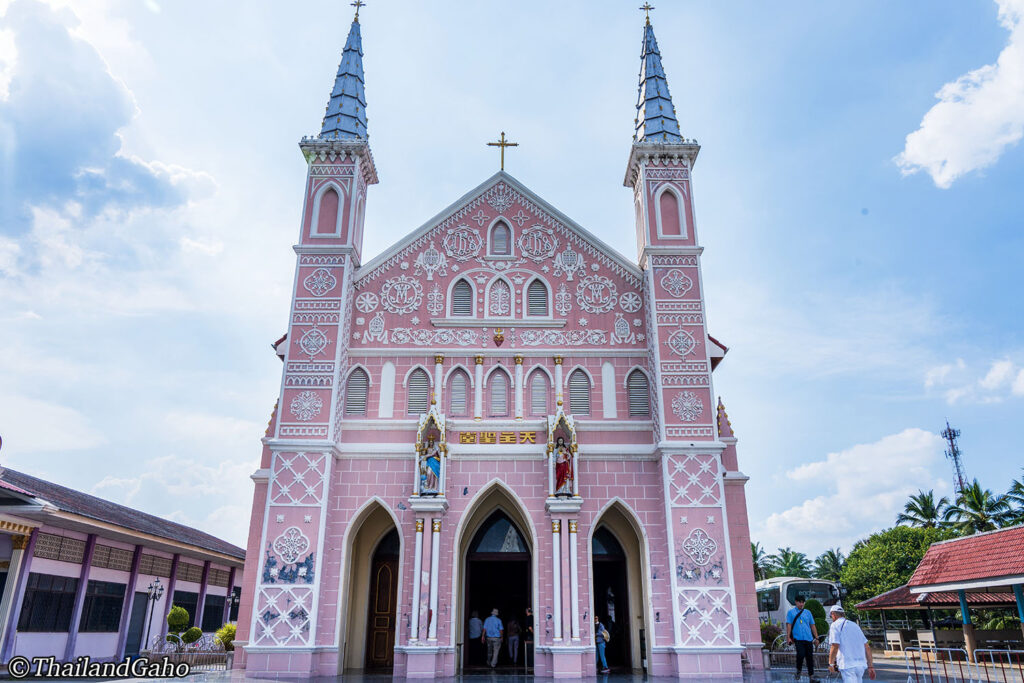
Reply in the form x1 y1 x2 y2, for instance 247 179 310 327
813 548 845 581
770 547 811 577
943 479 1014 535
751 542 771 581
1006 471 1024 524
897 489 949 528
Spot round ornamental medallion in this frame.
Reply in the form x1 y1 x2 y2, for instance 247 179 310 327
681 528 718 566
273 527 311 564
355 291 379 313
442 225 484 261
576 275 618 314
289 391 323 421
661 269 693 298
299 327 329 358
380 275 423 314
619 291 642 313
672 391 704 422
303 268 337 297
517 225 558 262
667 328 697 357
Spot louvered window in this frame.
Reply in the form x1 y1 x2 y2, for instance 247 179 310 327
407 369 430 415
489 371 509 417
452 279 473 316
568 369 591 416
530 372 549 416
527 280 548 316
627 369 650 417
345 368 369 416
492 223 511 255
449 371 469 416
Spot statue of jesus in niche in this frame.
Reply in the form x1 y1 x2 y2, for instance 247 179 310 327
553 436 573 496
419 435 442 495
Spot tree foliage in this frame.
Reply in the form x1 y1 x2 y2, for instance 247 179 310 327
770 547 811 577
804 598 830 637
813 548 845 581
751 542 771 581
896 490 949 528
942 479 1013 535
167 605 189 633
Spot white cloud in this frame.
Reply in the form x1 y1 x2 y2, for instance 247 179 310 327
755 428 947 555
1014 369 1024 396
924 356 1024 403
0 394 106 454
980 358 1016 389
895 0 1024 188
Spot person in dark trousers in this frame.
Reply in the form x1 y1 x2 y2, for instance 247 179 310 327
507 617 521 664
467 610 483 666
524 607 534 669
787 595 820 682
594 615 610 673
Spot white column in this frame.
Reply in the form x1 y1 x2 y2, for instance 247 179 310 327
553 356 564 406
547 447 554 498
474 356 484 419
572 444 580 497
428 519 441 640
0 534 29 657
552 520 563 641
409 519 424 640
568 520 580 640
514 355 524 419
433 355 444 407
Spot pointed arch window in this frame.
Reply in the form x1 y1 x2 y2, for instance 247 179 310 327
488 279 512 317
491 222 511 256
527 280 548 317
529 371 549 416
448 370 470 417
568 369 591 416
315 187 340 235
345 368 369 416
489 370 510 417
452 279 474 317
407 369 430 415
627 369 650 417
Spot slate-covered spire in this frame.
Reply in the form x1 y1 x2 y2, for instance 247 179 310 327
319 15 368 140
634 18 683 143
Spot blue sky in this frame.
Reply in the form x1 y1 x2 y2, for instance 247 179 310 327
0 0 1021 557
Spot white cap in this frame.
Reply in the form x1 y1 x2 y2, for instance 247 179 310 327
829 604 845 615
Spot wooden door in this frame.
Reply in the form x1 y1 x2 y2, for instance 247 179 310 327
365 557 397 669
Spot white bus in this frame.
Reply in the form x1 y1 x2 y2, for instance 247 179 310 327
755 577 842 626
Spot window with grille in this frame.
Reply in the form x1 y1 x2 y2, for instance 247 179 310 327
345 368 369 416
33 533 86 564
527 280 548 316
177 562 203 583
530 372 549 416
568 370 591 415
449 371 469 416
627 369 650 416
452 279 474 316
18 573 79 632
491 223 511 255
208 568 231 588
91 544 134 572
201 594 226 632
489 371 510 417
138 554 172 578
407 369 430 415
79 580 126 632
172 591 199 628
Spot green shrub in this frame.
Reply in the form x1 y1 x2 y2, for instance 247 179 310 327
182 626 203 644
761 622 783 649
805 598 830 637
167 605 189 633
215 623 236 651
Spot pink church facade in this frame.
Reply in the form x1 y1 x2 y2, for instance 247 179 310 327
234 12 762 679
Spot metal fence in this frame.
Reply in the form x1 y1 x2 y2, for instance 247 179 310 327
903 647 976 683
147 634 228 671
972 649 1024 683
767 635 831 672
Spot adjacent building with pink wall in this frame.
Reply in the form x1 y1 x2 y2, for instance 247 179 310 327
235 9 762 679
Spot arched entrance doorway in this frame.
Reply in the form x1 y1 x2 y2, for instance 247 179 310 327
365 529 399 669
590 502 650 673
464 511 530 670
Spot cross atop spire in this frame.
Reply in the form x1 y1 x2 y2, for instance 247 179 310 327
634 16 683 144
639 2 655 24
319 6 368 140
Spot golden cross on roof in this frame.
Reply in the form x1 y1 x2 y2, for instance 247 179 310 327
640 2 655 22
487 131 518 171
351 0 365 20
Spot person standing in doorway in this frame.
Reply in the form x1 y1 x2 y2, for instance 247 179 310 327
484 608 504 668
467 610 483 666
524 607 534 670
594 615 610 674
828 605 875 683
507 617 521 664
786 595 820 682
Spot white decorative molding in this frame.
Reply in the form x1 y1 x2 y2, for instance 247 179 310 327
671 391 703 422
576 275 618 314
289 391 323 422
380 275 423 314
272 527 311 564
681 528 717 566
303 268 337 297
355 291 378 313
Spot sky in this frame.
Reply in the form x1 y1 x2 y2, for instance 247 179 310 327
0 0 1022 559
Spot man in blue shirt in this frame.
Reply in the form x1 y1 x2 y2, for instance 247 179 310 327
483 608 504 668
786 595 820 682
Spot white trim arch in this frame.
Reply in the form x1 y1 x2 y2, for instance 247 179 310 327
310 179 348 238
482 363 513 388
447 276 478 318
345 363 374 387
524 363 554 384
563 364 594 388
486 217 516 258
525 365 553 416
653 183 688 239
621 365 651 389
443 363 475 388
402 364 433 387
484 275 515 318
522 274 553 319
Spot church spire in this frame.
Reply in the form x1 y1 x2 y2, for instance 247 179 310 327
634 17 683 143
319 8 368 140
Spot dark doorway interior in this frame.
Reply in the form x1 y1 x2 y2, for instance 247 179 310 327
463 511 531 671
123 591 149 657
593 527 631 671
365 529 399 671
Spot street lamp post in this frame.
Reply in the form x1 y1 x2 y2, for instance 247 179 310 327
142 578 165 653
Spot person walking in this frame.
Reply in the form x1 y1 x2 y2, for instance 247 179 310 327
467 611 483 666
524 607 534 670
507 617 521 664
484 608 504 669
594 615 610 674
827 605 875 683
786 595 820 682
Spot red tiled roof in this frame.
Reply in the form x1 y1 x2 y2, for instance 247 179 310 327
0 468 244 560
908 525 1024 588
0 478 31 495
856 583 1017 610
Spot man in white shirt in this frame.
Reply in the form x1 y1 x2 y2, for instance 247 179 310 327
827 605 875 683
